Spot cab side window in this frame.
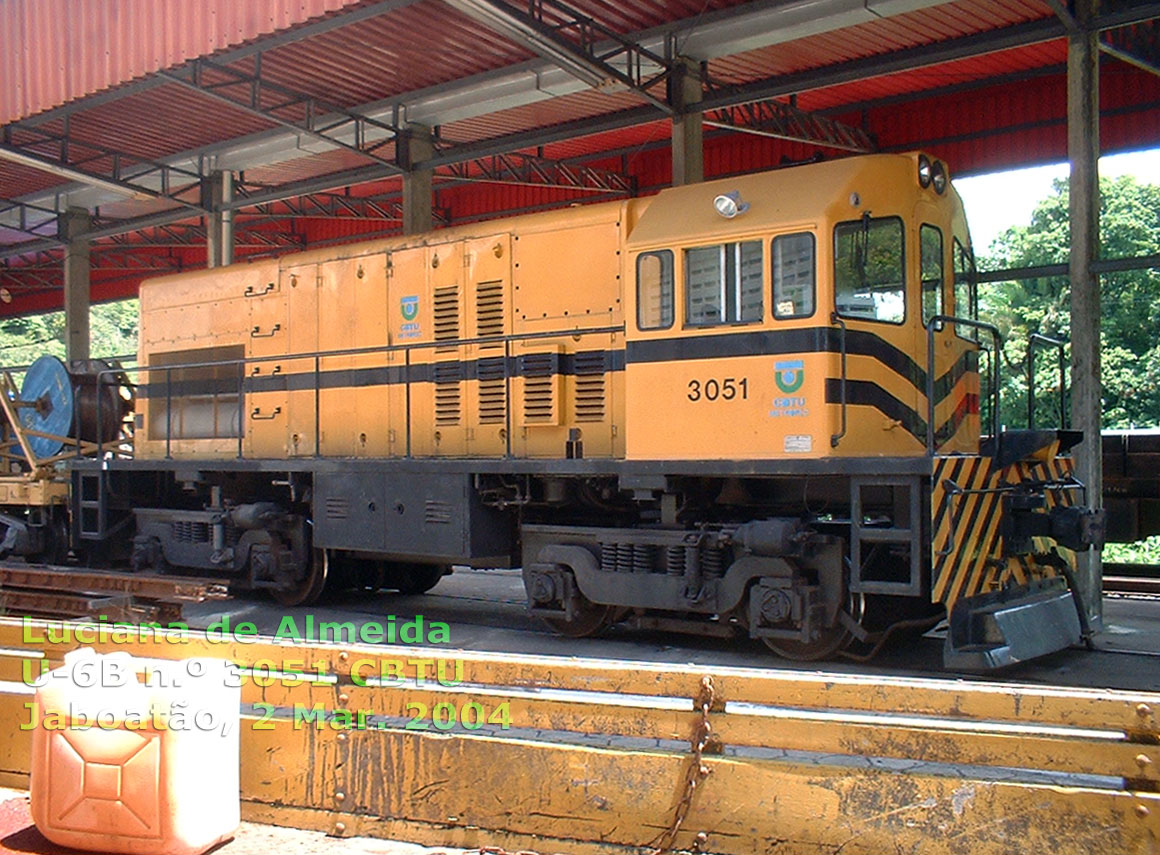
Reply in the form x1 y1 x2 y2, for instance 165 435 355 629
921 224 944 326
685 241 763 326
953 238 978 340
834 216 905 324
636 250 674 330
772 232 815 319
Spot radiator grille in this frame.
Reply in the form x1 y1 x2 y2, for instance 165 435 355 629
324 497 349 520
433 285 459 351
573 350 607 422
433 361 463 425
424 500 453 525
521 352 559 425
478 356 507 425
475 280 505 338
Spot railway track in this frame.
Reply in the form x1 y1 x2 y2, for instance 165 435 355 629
0 563 229 621
1104 562 1160 595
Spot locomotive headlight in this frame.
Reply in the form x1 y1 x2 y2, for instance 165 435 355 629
713 191 749 218
931 160 948 194
917 154 932 188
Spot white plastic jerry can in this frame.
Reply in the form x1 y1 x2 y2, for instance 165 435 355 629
29 648 240 855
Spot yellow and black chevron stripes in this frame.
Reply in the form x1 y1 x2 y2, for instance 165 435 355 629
1010 452 1079 585
931 452 1079 609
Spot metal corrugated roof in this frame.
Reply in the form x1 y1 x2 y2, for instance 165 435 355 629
0 0 372 124
709 1 1052 84
3 0 1160 315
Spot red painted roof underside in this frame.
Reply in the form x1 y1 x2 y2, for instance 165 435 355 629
1 0 1159 316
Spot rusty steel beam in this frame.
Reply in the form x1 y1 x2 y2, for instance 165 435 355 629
1104 575 1160 594
0 566 229 602
0 588 182 623
1 619 1158 853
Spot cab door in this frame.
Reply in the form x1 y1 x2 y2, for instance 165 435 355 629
830 213 925 456
918 211 977 454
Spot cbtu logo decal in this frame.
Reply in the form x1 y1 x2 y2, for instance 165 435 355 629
774 359 804 394
400 295 419 321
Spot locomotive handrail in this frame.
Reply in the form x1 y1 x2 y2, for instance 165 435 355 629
829 312 848 448
92 324 627 461
924 315 1001 456
1027 332 1068 430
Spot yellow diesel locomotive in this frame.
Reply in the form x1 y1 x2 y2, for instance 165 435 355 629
1 152 1104 668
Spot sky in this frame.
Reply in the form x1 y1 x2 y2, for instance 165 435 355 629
955 147 1160 254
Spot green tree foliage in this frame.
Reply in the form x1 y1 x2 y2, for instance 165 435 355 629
0 300 139 368
979 175 1160 430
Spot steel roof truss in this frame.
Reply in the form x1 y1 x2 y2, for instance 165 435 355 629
234 187 449 225
0 197 62 243
705 98 876 153
0 120 204 209
440 151 635 193
103 222 303 250
160 57 405 174
1101 18 1160 76
442 0 677 114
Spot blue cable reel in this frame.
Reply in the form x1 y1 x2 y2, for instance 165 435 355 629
17 355 74 459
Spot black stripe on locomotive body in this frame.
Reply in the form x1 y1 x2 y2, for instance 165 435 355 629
141 325 980 448
624 326 977 405
137 349 627 397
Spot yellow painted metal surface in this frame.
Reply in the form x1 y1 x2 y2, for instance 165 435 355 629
623 152 977 461
0 477 67 507
931 451 1082 608
134 153 983 466
1 618 1157 854
137 203 633 461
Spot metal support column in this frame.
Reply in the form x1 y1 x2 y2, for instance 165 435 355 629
60 207 91 363
1068 0 1102 632
670 57 703 186
400 124 435 236
206 170 235 268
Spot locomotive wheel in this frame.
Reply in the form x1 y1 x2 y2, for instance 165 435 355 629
761 625 852 661
391 563 449 595
739 585 861 662
270 548 329 607
541 592 618 638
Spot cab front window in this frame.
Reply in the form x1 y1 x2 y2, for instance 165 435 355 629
834 216 905 324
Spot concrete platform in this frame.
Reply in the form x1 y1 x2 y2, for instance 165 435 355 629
181 568 1160 692
0 788 481 855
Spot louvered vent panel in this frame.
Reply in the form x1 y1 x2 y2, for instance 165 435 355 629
433 361 462 425
476 280 505 338
478 356 507 424
424 500 453 525
433 285 460 351
520 351 559 425
573 350 607 422
324 497 349 520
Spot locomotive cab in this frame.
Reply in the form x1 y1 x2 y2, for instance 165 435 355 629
623 152 980 460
